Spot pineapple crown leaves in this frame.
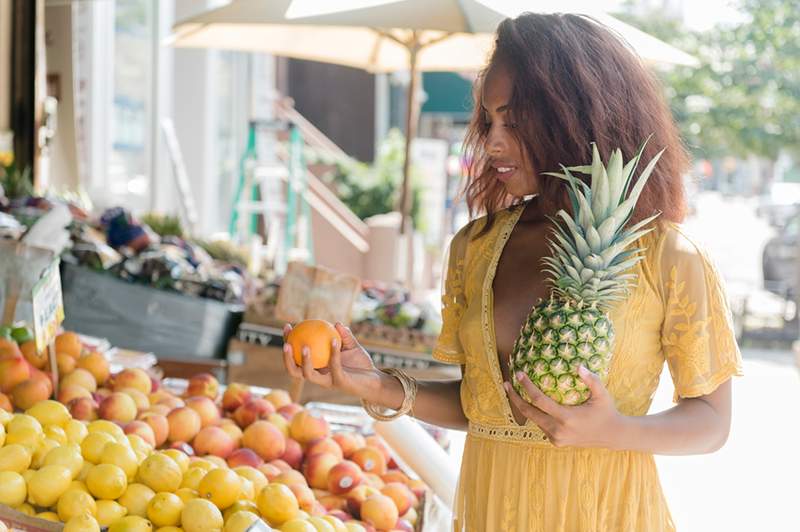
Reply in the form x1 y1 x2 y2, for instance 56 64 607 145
540 138 663 308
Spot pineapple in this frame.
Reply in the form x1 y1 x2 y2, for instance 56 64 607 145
509 141 663 405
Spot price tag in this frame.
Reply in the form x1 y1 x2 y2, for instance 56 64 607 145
32 259 65 353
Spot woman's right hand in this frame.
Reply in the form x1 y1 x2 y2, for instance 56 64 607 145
282 322 382 400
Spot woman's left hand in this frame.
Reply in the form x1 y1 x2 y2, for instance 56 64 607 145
504 366 628 449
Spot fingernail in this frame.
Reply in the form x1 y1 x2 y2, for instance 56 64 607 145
332 339 339 349
283 344 289 353
302 346 310 357
578 366 587 375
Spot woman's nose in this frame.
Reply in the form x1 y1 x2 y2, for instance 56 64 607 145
487 125 507 155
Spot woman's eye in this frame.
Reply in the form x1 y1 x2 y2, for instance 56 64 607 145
505 123 518 129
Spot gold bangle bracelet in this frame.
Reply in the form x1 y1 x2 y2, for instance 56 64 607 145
361 368 418 421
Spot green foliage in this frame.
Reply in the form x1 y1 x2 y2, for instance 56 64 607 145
0 163 33 200
141 212 184 238
326 129 424 229
615 0 800 161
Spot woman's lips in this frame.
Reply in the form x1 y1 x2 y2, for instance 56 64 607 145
495 166 517 183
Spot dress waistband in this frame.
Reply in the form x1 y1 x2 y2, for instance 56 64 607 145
468 421 552 445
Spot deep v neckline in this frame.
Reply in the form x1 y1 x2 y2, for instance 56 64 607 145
482 203 534 428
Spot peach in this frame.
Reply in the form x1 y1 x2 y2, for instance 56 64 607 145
287 484 315 512
393 519 414 532
186 373 218 400
289 410 329 445
267 413 290 438
218 420 243 447
0 356 31 393
280 438 304 470
407 479 426 500
19 341 46 369
148 389 172 404
112 368 151 394
167 406 202 443
124 420 156 447
351 447 387 476
380 483 413 516
61 368 97 392
0 338 23 360
263 390 292 409
185 396 220 428
98 392 138 423
258 463 282 481
233 398 275 428
221 383 251 412
93 388 112 403
76 351 110 385
267 459 292 474
365 436 392 464
328 460 364 495
328 510 352 523
142 404 171 417
306 437 343 460
332 432 362 459
157 395 185 410
68 396 99 421
170 441 195 455
11 378 51 409
319 495 348 512
361 494 398 531
192 426 235 458
345 485 381 518
302 452 340 490
277 403 303 421
242 421 285 461
56 351 76 374
349 522 376 532
380 471 410 486
227 448 263 468
273 470 307 487
0 392 12 412
139 413 169 447
55 331 83 358
150 376 160 392
58 384 93 404
364 474 385 490
117 387 150 411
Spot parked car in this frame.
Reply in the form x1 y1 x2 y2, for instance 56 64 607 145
762 213 800 298
756 181 800 228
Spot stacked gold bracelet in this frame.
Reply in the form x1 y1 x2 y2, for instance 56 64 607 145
361 368 418 421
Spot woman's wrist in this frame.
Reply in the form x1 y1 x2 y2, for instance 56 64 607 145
360 369 405 410
607 414 636 451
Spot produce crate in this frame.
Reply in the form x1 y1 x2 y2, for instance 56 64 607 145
0 504 63 532
60 263 243 359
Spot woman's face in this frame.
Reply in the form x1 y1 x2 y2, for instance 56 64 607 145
481 62 538 197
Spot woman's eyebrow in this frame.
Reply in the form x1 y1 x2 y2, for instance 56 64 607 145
480 103 510 113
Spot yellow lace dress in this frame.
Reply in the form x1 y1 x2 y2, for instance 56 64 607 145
433 205 743 532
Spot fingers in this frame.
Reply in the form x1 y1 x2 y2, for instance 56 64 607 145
282 343 303 379
282 323 293 341
516 372 566 418
334 322 359 350
504 382 554 434
577 366 603 401
301 346 333 387
329 336 347 386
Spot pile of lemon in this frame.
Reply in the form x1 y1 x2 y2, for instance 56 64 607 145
0 401 358 532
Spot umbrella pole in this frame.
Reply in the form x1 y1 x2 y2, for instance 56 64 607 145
398 45 420 236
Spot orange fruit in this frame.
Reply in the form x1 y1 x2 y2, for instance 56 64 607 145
19 341 47 369
286 320 341 369
0 338 22 360
56 332 84 359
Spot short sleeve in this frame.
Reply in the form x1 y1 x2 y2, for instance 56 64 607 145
658 226 743 401
432 224 470 365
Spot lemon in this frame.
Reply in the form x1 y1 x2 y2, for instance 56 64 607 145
87 463 128 499
0 409 12 426
21 469 34 484
44 444 85 478
81 431 117 464
257 484 299 527
96 500 129 527
108 515 154 532
279 520 315 532
66 419 89 444
101 442 140 481
181 499 223 532
223 511 260 532
321 516 347 532
64 513 101 532
118 483 157 518
0 471 27 506
69 480 91 494
343 524 366 532
238 478 255 502
174 488 198 505
78 461 93 481
88 420 127 442
162 450 190 473
8 414 43 434
138 453 182 493
58 489 98 521
128 434 153 460
147 493 185 527
180 468 205 491
156 528 184 532
307 518 335 532
222 500 259 522
187 459 215 472
44 424 69 445
0 443 32 472
203 456 228 470
36 511 60 522
27 400 71 427
27 464 72 506
32 437 60 468
0 423 5 447
198 468 241 510
233 467 268 495
6 428 42 453
15 502 35 516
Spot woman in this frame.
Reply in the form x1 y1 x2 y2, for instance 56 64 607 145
282 12 742 532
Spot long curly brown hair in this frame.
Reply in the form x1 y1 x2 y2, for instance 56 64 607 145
462 13 689 234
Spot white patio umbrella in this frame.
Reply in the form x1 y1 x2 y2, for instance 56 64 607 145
171 0 698 235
